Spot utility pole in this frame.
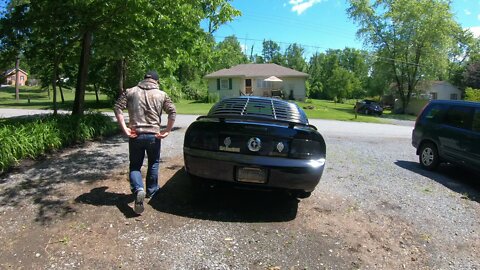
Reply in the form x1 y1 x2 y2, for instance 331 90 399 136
15 56 20 101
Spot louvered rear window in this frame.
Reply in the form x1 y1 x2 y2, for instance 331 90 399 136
208 96 308 125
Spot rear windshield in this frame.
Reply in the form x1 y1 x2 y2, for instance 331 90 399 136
422 104 445 123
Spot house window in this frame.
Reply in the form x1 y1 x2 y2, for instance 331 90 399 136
220 79 229 89
20 76 24 82
256 79 272 89
450 93 458 100
430 92 438 100
217 78 232 90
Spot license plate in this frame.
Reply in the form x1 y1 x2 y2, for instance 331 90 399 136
237 167 267 183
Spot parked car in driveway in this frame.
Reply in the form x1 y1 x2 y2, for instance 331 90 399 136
183 96 326 198
354 99 384 116
412 100 480 172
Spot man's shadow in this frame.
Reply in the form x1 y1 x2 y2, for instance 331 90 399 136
76 168 299 222
75 186 138 218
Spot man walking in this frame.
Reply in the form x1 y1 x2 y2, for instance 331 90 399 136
114 71 176 214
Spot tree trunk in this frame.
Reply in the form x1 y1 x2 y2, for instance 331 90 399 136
94 83 99 102
52 62 58 115
116 58 125 95
72 30 93 116
15 57 20 101
57 75 65 103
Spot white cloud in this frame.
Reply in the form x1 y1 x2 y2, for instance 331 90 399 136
464 9 471 15
289 0 323 15
467 26 480 38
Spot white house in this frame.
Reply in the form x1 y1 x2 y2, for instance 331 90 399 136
394 81 463 115
204 63 309 101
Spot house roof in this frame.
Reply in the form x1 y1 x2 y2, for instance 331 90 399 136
204 64 308 78
3 68 28 76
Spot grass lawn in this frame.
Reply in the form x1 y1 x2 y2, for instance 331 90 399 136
0 86 416 122
0 85 112 111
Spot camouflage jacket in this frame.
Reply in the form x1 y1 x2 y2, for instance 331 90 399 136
114 78 176 134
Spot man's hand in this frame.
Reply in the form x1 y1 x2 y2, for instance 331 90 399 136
125 127 137 138
155 130 170 139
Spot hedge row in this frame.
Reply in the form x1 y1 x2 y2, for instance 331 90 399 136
0 112 119 173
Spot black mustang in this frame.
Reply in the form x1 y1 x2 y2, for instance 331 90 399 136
183 96 326 198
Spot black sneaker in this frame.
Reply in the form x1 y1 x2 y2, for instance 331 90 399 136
134 190 146 214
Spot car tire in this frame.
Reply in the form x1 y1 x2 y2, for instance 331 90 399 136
419 142 439 170
289 190 312 199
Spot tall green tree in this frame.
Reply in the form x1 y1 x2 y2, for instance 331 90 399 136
284 43 306 72
212 35 248 70
307 52 325 98
262 40 284 65
348 0 461 112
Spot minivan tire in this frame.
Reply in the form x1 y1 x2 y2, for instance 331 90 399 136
419 142 439 170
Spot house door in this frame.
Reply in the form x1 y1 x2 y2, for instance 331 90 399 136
245 79 252 95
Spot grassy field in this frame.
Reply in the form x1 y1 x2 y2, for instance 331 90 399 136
0 86 416 122
0 85 112 110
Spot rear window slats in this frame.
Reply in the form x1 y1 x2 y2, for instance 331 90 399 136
208 97 307 124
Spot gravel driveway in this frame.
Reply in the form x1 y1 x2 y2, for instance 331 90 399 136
0 111 479 269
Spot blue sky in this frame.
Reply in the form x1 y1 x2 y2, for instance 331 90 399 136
211 0 480 58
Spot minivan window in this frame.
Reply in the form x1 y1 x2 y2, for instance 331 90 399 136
472 108 480 132
443 106 473 130
422 104 444 123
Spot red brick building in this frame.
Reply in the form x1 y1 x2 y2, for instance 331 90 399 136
3 68 28 86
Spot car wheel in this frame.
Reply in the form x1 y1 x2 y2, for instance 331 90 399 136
289 190 312 199
419 142 439 170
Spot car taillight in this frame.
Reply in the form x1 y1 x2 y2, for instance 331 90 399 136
185 130 218 150
289 139 325 159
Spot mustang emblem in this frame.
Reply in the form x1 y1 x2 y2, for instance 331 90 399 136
247 137 261 152
224 137 231 148
276 142 284 152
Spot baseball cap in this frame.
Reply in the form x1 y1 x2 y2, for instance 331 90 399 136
144 70 159 81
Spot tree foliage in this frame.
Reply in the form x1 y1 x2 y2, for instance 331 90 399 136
211 35 248 71
0 0 240 114
262 39 285 65
284 43 306 72
307 48 369 100
347 0 461 112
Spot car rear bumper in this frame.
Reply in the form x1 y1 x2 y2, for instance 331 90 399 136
183 147 325 192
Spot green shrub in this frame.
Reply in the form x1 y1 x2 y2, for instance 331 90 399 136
161 76 183 102
182 79 208 100
0 112 119 173
465 87 480 102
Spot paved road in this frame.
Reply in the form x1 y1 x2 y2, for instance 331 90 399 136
0 108 413 138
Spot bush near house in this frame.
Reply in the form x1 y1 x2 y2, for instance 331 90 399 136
465 87 480 102
0 112 119 173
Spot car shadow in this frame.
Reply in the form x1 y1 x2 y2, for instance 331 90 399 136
395 160 480 202
148 169 299 223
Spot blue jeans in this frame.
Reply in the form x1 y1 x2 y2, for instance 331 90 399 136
129 133 161 197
